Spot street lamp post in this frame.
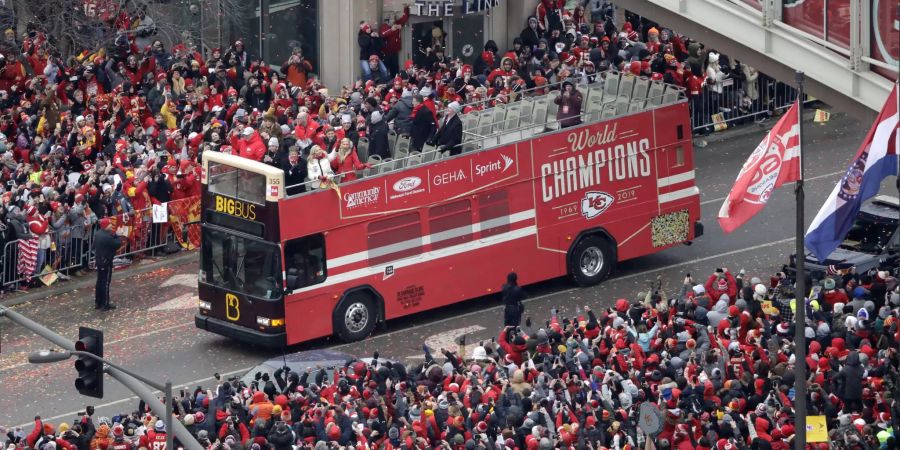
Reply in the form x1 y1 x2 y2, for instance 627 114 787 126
29 350 174 450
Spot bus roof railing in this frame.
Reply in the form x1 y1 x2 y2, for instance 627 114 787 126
284 77 686 196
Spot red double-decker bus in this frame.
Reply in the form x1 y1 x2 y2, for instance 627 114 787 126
196 75 703 346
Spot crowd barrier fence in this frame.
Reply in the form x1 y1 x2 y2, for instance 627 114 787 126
1 196 201 290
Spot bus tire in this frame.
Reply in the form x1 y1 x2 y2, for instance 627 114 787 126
569 235 614 286
334 292 376 342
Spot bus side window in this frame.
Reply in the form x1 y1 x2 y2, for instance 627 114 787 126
284 234 327 291
367 213 422 265
429 200 473 250
479 190 510 238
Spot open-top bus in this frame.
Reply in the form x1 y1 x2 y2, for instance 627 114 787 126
196 73 703 346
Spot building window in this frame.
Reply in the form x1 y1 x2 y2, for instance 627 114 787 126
242 0 319 71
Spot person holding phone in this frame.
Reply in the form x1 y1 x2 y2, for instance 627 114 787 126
502 272 526 327
93 217 125 310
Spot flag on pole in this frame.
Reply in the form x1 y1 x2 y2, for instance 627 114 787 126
717 102 801 233
805 85 899 262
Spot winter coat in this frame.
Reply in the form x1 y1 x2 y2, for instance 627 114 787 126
835 351 864 401
554 89 583 128
410 106 436 152
267 426 295 450
69 203 97 239
686 43 704 76
367 118 390 159
502 282 526 327
520 17 542 49
358 31 385 61
706 298 730 329
93 228 124 267
232 132 267 162
329 149 367 183
307 154 336 189
283 159 308 195
384 96 414 135
433 114 463 155
705 53 725 95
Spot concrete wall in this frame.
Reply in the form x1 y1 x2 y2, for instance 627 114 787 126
318 0 534 89
501 0 539 50
318 0 381 92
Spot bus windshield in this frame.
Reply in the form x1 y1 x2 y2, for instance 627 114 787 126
200 226 283 299
207 161 268 205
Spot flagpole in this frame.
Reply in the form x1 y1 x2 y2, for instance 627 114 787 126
793 70 807 450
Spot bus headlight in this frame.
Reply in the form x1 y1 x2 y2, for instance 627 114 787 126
199 270 207 282
256 316 285 327
198 300 212 311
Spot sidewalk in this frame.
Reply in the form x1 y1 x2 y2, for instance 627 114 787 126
0 251 198 309
696 105 830 147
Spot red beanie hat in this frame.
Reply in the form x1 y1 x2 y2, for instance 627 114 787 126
728 305 740 317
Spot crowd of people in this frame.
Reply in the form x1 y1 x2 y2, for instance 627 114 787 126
3 265 898 450
0 0 788 291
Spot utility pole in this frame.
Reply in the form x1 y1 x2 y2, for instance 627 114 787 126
0 306 201 450
793 70 807 450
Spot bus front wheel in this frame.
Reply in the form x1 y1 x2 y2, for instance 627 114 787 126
334 292 376 342
569 235 614 286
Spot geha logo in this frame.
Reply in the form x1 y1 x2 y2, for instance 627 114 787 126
581 191 614 219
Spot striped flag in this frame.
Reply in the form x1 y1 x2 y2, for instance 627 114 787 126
718 102 801 233
805 85 898 262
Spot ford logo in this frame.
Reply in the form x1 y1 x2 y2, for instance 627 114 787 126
393 176 422 192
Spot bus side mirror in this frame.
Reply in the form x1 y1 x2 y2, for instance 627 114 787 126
286 275 299 291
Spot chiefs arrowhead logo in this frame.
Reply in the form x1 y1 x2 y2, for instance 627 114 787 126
581 191 614 219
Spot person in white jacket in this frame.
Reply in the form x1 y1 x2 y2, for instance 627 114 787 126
306 145 335 189
706 52 730 114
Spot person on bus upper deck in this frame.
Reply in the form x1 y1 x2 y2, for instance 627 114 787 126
231 126 266 162
433 102 462 156
262 137 280 166
384 88 414 136
307 145 335 189
367 110 390 159
339 114 360 148
283 148 307 196
409 94 435 153
554 80 582 128
329 138 371 183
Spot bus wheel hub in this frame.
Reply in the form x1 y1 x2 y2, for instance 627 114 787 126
580 247 604 276
345 303 369 333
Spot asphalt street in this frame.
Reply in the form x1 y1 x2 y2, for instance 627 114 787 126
0 110 886 427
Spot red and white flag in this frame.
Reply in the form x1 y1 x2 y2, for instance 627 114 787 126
718 102 801 233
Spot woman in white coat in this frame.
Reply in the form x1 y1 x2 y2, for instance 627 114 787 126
306 145 336 189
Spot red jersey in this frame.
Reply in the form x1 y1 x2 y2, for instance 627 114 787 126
109 440 132 450
141 431 167 450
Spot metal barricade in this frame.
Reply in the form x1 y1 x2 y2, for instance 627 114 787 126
690 74 802 132
2 228 91 289
1 197 199 291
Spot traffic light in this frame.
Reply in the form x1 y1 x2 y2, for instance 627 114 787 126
74 326 103 398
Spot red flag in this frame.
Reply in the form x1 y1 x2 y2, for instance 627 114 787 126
718 102 801 233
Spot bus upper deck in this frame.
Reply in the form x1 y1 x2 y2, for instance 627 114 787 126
282 71 687 196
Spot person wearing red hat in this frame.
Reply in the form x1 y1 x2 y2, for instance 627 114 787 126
359 22 388 83
93 216 125 310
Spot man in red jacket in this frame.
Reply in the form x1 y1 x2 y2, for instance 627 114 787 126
379 5 410 76
230 126 266 161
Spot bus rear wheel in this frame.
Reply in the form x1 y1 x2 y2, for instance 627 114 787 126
334 292 376 342
569 235 614 286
